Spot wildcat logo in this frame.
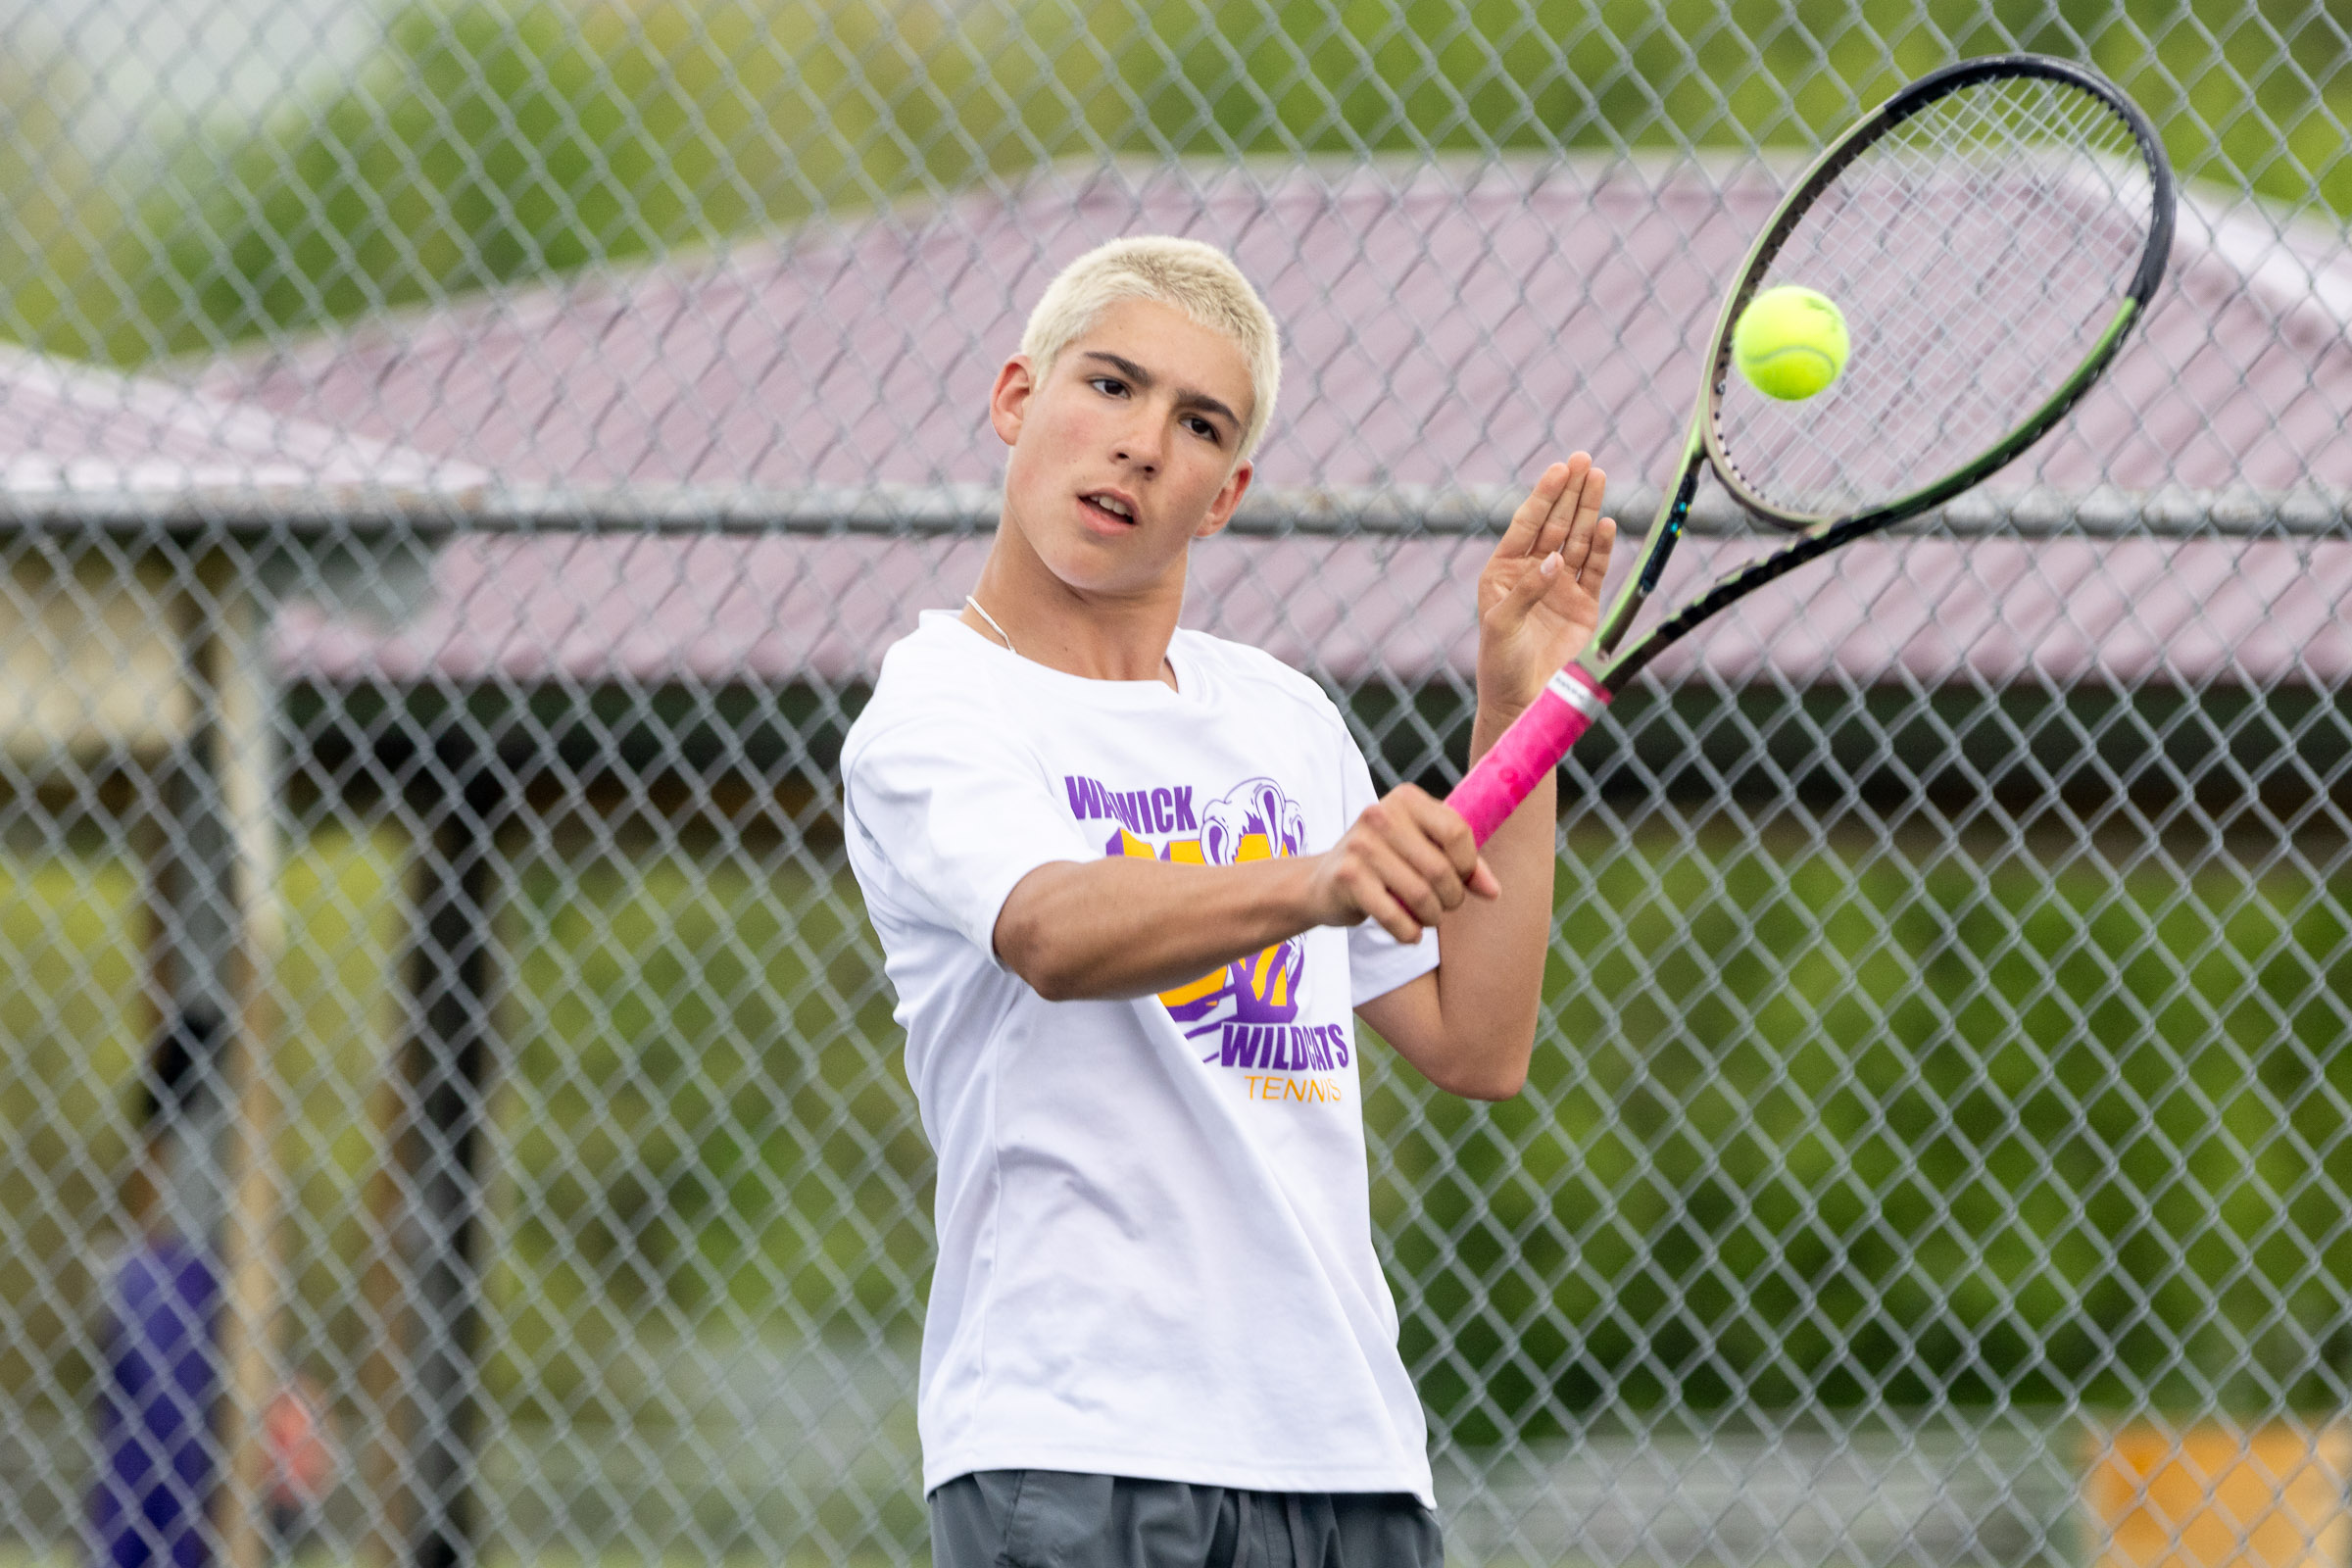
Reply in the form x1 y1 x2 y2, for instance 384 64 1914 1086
1064 773 1344 1073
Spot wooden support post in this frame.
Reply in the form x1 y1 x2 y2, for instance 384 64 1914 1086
197 575 289 1568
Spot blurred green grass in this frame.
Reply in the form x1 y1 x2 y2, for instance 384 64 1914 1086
1380 819 2352 1441
6 0 2348 360
2 819 2345 1436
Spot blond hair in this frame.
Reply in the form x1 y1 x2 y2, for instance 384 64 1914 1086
1020 236 1281 462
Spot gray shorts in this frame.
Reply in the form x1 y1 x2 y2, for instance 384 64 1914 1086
929 1468 1444 1568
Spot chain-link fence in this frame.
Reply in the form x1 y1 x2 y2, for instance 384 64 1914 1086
3 0 2351 1564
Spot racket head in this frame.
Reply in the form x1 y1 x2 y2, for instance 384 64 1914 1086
1698 54 2177 531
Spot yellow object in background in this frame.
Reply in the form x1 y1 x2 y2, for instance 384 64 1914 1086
2084 1422 2352 1568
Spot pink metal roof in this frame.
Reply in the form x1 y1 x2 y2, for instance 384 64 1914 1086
270 531 2352 691
0 344 478 496
204 162 2352 690
208 162 2352 493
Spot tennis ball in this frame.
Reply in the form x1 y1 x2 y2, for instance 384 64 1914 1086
1732 285 1849 401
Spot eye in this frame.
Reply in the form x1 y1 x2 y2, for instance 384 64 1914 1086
1089 375 1128 398
1183 415 1222 444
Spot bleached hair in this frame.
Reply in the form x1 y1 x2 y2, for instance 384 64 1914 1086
1020 236 1281 462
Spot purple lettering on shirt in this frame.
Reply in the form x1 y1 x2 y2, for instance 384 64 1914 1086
1334 1027 1349 1068
1064 775 1093 817
1151 787 1174 835
1219 1023 1262 1070
1171 787 1198 831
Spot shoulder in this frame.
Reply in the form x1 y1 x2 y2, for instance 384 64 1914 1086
1176 629 1351 736
848 616 1003 743
875 612 999 697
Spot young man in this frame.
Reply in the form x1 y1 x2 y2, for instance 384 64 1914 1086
841 237 1614 1567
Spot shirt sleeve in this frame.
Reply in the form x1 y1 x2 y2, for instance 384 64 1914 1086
844 714 1100 960
1337 731 1443 1005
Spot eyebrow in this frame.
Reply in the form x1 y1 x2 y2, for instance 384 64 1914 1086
1078 351 1243 433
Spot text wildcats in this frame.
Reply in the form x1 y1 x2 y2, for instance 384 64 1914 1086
1065 771 1350 1101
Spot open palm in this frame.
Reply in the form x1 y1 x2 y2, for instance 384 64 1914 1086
1476 454 1617 715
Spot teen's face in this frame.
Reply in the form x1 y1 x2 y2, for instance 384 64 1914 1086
992 297 1255 596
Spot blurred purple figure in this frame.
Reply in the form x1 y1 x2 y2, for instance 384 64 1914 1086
90 1234 220 1568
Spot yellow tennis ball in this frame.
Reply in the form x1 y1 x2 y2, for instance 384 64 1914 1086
1732 285 1850 401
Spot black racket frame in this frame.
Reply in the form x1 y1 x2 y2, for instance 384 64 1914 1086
1586 53 2178 689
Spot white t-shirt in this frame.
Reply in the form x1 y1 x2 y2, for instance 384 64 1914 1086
841 612 1443 1504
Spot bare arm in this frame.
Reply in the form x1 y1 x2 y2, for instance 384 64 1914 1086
998 457 1613 1100
993 785 1498 1003
1352 705 1558 1099
1358 457 1616 1101
994 855 1320 1002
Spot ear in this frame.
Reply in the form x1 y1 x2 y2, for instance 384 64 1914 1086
990 356 1036 448
1194 459 1253 541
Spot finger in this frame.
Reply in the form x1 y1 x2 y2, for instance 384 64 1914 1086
1398 788 1482 881
1357 836 1448 927
1506 546 1567 613
1495 461 1574 558
1577 515 1618 588
1346 865 1427 945
1530 453 1592 560
1384 821 1469 910
1559 464 1607 570
1468 857 1500 900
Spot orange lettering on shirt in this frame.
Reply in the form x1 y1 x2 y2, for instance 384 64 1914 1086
1242 1075 1342 1104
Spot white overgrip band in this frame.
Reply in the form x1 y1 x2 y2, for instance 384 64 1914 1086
1545 666 1609 718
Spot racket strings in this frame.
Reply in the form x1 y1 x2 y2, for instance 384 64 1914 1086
1715 73 2156 516
1749 86 2144 495
1849 87 2141 394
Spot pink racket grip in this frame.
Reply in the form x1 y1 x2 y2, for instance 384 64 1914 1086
1446 665 1613 846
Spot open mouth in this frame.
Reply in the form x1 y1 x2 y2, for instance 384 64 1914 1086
1080 491 1137 526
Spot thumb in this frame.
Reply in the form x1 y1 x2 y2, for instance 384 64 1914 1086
1468 857 1500 899
1502 550 1565 613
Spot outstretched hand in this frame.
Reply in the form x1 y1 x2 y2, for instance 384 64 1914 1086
1476 455 1617 716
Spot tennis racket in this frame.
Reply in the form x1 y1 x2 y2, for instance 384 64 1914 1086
1448 53 2177 843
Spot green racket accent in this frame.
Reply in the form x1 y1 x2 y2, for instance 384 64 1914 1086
1585 54 2174 686
1447 54 2173 844
1602 294 2147 687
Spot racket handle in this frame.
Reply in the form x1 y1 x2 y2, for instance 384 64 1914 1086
1446 665 1612 846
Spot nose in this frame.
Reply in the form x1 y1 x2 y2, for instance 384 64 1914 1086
1110 407 1164 474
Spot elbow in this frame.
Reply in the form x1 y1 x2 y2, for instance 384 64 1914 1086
993 908 1090 1002
992 866 1109 1002
1423 1029 1534 1102
997 932 1068 1001
1019 957 1089 1004
1443 1063 1528 1102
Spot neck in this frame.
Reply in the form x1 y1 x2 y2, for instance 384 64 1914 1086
961 526 1185 688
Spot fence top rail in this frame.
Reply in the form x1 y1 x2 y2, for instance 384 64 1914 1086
0 483 2347 540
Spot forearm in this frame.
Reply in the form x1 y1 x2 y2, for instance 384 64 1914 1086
1414 704 1559 1095
994 854 1323 1002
